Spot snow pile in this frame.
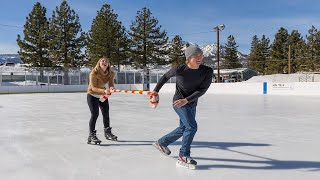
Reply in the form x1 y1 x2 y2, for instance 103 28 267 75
245 73 320 83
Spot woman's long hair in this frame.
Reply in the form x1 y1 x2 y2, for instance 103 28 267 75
92 57 114 82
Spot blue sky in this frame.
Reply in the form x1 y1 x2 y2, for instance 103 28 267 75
1 0 320 54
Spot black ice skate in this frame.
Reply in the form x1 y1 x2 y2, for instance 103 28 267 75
87 130 101 145
104 127 117 141
176 156 197 170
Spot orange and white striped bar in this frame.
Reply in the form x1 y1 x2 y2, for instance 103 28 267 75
111 89 153 95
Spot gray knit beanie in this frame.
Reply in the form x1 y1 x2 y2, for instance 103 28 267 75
184 45 203 60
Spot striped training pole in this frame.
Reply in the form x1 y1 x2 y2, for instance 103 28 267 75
111 89 153 95
100 89 159 108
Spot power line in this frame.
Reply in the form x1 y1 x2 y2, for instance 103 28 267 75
0 23 23 28
1 21 315 39
243 56 320 64
168 31 214 37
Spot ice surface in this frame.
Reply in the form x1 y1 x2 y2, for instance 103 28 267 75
0 93 320 180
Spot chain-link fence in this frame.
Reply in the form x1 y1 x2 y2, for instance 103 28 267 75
0 66 176 86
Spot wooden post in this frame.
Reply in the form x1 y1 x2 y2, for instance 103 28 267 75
288 45 291 74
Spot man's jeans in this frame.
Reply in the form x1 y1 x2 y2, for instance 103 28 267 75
158 104 197 157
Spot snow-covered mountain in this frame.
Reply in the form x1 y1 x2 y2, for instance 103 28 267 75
0 54 22 65
199 44 247 58
198 44 248 67
199 44 218 57
180 41 248 68
0 44 249 68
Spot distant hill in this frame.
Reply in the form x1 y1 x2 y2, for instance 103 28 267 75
199 44 248 68
180 42 248 68
0 44 249 68
0 54 22 65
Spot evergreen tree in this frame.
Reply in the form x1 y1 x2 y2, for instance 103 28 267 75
87 4 129 70
305 26 320 71
295 38 308 72
169 35 185 66
266 27 289 74
287 30 304 73
248 35 263 73
48 1 85 84
259 35 270 74
128 7 169 69
113 25 131 71
222 35 241 69
17 2 50 82
315 29 320 71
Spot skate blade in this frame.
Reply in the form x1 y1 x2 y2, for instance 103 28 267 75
87 141 101 145
152 143 169 156
176 160 196 170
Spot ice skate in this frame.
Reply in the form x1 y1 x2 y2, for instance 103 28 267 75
104 127 118 141
152 140 171 156
176 156 197 170
87 130 101 145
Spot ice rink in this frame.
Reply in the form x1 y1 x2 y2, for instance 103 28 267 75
1 92 320 180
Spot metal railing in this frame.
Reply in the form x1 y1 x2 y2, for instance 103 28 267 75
0 67 176 86
298 73 314 82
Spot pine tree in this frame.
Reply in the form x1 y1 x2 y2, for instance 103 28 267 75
315 29 320 71
266 27 289 74
248 35 270 75
287 30 304 73
222 35 241 69
17 2 50 82
48 1 85 84
169 35 185 66
295 39 308 72
259 35 270 74
307 26 320 71
248 35 262 73
128 7 169 69
113 25 130 70
87 4 129 70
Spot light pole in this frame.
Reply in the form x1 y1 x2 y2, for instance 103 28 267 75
213 24 225 83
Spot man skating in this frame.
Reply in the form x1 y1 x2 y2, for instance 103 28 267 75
152 44 213 169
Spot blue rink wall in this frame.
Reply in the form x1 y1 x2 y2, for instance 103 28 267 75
1 82 320 95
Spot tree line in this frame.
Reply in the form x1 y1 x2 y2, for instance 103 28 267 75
17 1 185 76
17 1 320 79
212 26 320 75
248 26 320 75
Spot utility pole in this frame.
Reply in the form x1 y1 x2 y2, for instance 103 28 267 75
213 24 225 83
217 30 220 82
288 45 291 74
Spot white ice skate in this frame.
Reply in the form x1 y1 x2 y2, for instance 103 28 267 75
176 156 197 170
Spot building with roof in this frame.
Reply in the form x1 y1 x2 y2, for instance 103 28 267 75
213 68 257 82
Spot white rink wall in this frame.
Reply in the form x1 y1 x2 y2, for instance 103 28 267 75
0 85 88 94
151 82 320 96
1 82 320 95
266 82 320 95
0 84 145 94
